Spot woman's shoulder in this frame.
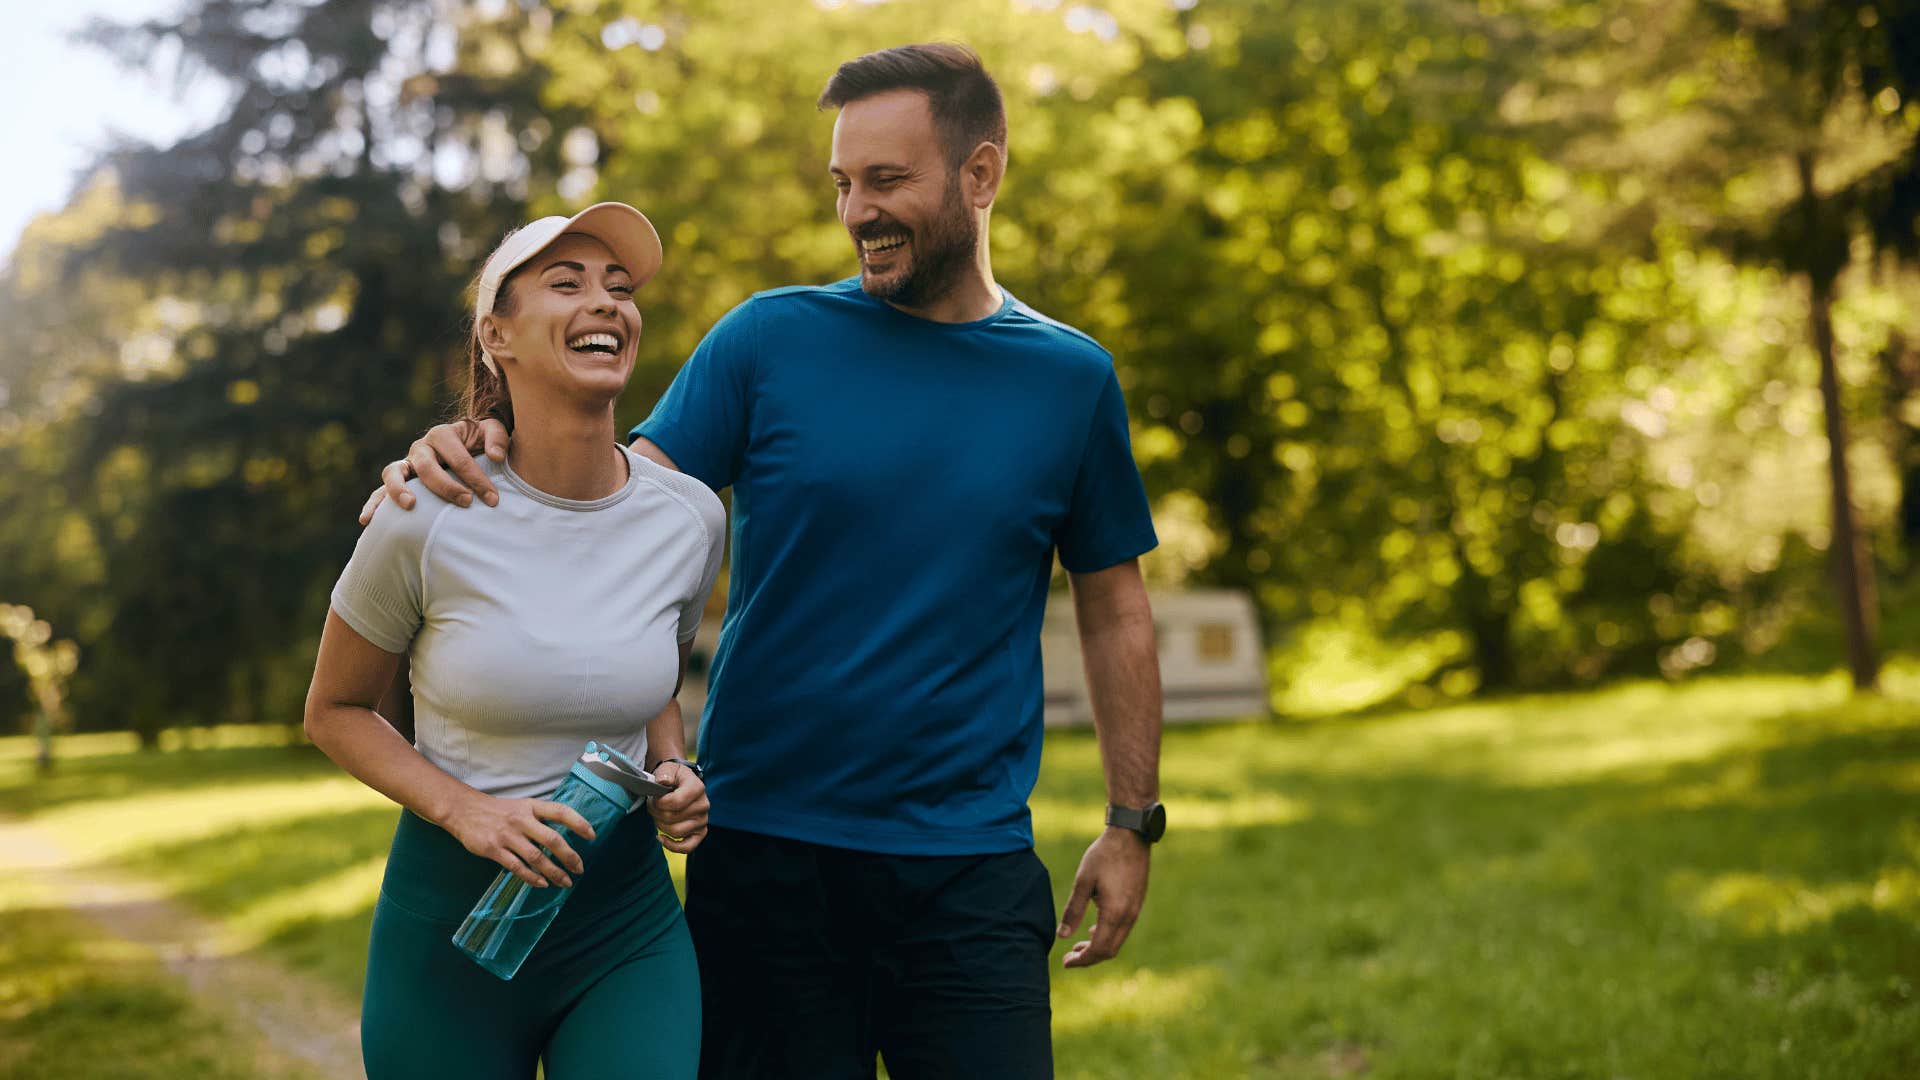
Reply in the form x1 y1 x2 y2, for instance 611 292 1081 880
622 445 725 540
364 475 465 543
343 476 469 599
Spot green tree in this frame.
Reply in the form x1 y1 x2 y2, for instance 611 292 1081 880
1582 0 1920 690
1051 0 1711 691
6 0 1910 736
1 0 579 742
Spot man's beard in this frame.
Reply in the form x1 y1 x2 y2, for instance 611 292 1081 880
856 175 977 308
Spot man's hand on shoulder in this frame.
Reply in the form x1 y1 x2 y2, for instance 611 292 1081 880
357 418 510 525
1058 826 1151 968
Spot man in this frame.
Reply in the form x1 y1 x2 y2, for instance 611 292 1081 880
366 44 1165 1078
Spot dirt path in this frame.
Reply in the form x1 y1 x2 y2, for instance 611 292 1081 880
0 816 365 1079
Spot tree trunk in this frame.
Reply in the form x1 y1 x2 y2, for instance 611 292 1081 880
1876 333 1920 567
33 704 54 776
1451 543 1516 691
1900 459 1920 565
1468 607 1515 692
1800 153 1880 692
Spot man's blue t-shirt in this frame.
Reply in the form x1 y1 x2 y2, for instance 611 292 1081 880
633 278 1157 855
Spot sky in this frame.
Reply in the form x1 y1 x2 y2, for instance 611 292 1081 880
0 0 224 267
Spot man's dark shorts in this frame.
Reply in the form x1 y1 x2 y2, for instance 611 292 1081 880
686 825 1056 1079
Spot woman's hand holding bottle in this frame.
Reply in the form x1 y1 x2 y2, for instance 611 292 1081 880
648 762 710 854
442 792 597 888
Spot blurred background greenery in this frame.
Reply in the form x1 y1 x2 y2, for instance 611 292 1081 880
4 0 1920 739
2 0 1920 1076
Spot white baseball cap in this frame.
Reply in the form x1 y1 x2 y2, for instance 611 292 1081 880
474 202 663 372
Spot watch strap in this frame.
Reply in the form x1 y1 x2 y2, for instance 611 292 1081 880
1106 804 1148 833
1106 801 1165 843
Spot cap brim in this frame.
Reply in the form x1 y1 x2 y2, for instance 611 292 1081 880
557 202 663 289
481 203 664 315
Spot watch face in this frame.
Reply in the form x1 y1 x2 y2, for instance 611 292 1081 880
1144 802 1167 842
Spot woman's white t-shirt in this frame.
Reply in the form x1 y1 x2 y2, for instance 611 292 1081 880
330 444 726 798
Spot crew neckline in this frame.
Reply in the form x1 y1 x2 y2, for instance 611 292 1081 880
498 444 640 512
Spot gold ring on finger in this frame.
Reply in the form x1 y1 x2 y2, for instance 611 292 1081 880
659 831 686 843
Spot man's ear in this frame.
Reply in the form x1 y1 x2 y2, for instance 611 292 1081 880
478 312 513 360
962 141 1005 210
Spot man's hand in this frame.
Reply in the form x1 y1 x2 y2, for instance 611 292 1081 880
1058 827 1151 968
357 418 511 524
647 760 710 854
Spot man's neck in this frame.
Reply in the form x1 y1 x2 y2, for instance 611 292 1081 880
884 244 1003 324
505 400 627 502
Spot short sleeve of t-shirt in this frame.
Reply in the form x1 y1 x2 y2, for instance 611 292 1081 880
641 461 727 643
1055 366 1159 574
330 487 446 653
632 299 758 491
681 518 724 641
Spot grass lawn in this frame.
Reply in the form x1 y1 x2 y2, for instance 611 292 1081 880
0 772 320 1080
3 670 1919 1077
0 900 316 1079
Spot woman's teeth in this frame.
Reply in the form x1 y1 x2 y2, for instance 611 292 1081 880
567 333 621 353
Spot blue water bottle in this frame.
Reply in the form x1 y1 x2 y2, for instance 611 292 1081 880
452 741 670 980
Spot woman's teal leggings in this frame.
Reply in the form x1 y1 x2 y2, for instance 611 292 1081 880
360 810 700 1079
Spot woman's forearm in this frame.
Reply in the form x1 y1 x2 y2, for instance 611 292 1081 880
646 640 698 769
305 704 478 827
645 699 687 769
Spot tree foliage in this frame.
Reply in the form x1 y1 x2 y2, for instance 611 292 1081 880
2 0 1915 732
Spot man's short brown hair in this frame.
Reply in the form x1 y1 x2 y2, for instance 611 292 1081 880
817 43 1008 169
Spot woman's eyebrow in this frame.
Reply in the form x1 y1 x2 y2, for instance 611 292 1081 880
539 260 629 276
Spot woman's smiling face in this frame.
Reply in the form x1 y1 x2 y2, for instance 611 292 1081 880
482 231 642 406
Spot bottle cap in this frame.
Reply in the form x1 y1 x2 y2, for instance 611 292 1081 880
576 741 674 800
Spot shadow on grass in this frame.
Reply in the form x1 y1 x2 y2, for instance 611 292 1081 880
253 908 380 1000
9 694 1917 1078
110 805 398 912
85 805 399 999
1038 708 1920 1078
0 905 312 1080
0 742 340 818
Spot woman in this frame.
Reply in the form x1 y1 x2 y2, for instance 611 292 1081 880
304 202 723 1079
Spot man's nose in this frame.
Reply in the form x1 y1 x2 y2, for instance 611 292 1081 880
842 188 880 228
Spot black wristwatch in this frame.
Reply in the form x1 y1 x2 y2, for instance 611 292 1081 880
659 757 704 780
1106 801 1167 844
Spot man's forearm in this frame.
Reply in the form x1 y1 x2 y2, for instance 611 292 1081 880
1071 565 1162 806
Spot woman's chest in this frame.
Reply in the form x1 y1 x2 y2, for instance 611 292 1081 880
410 520 695 733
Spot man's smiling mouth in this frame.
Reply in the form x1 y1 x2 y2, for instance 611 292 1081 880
860 234 908 255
